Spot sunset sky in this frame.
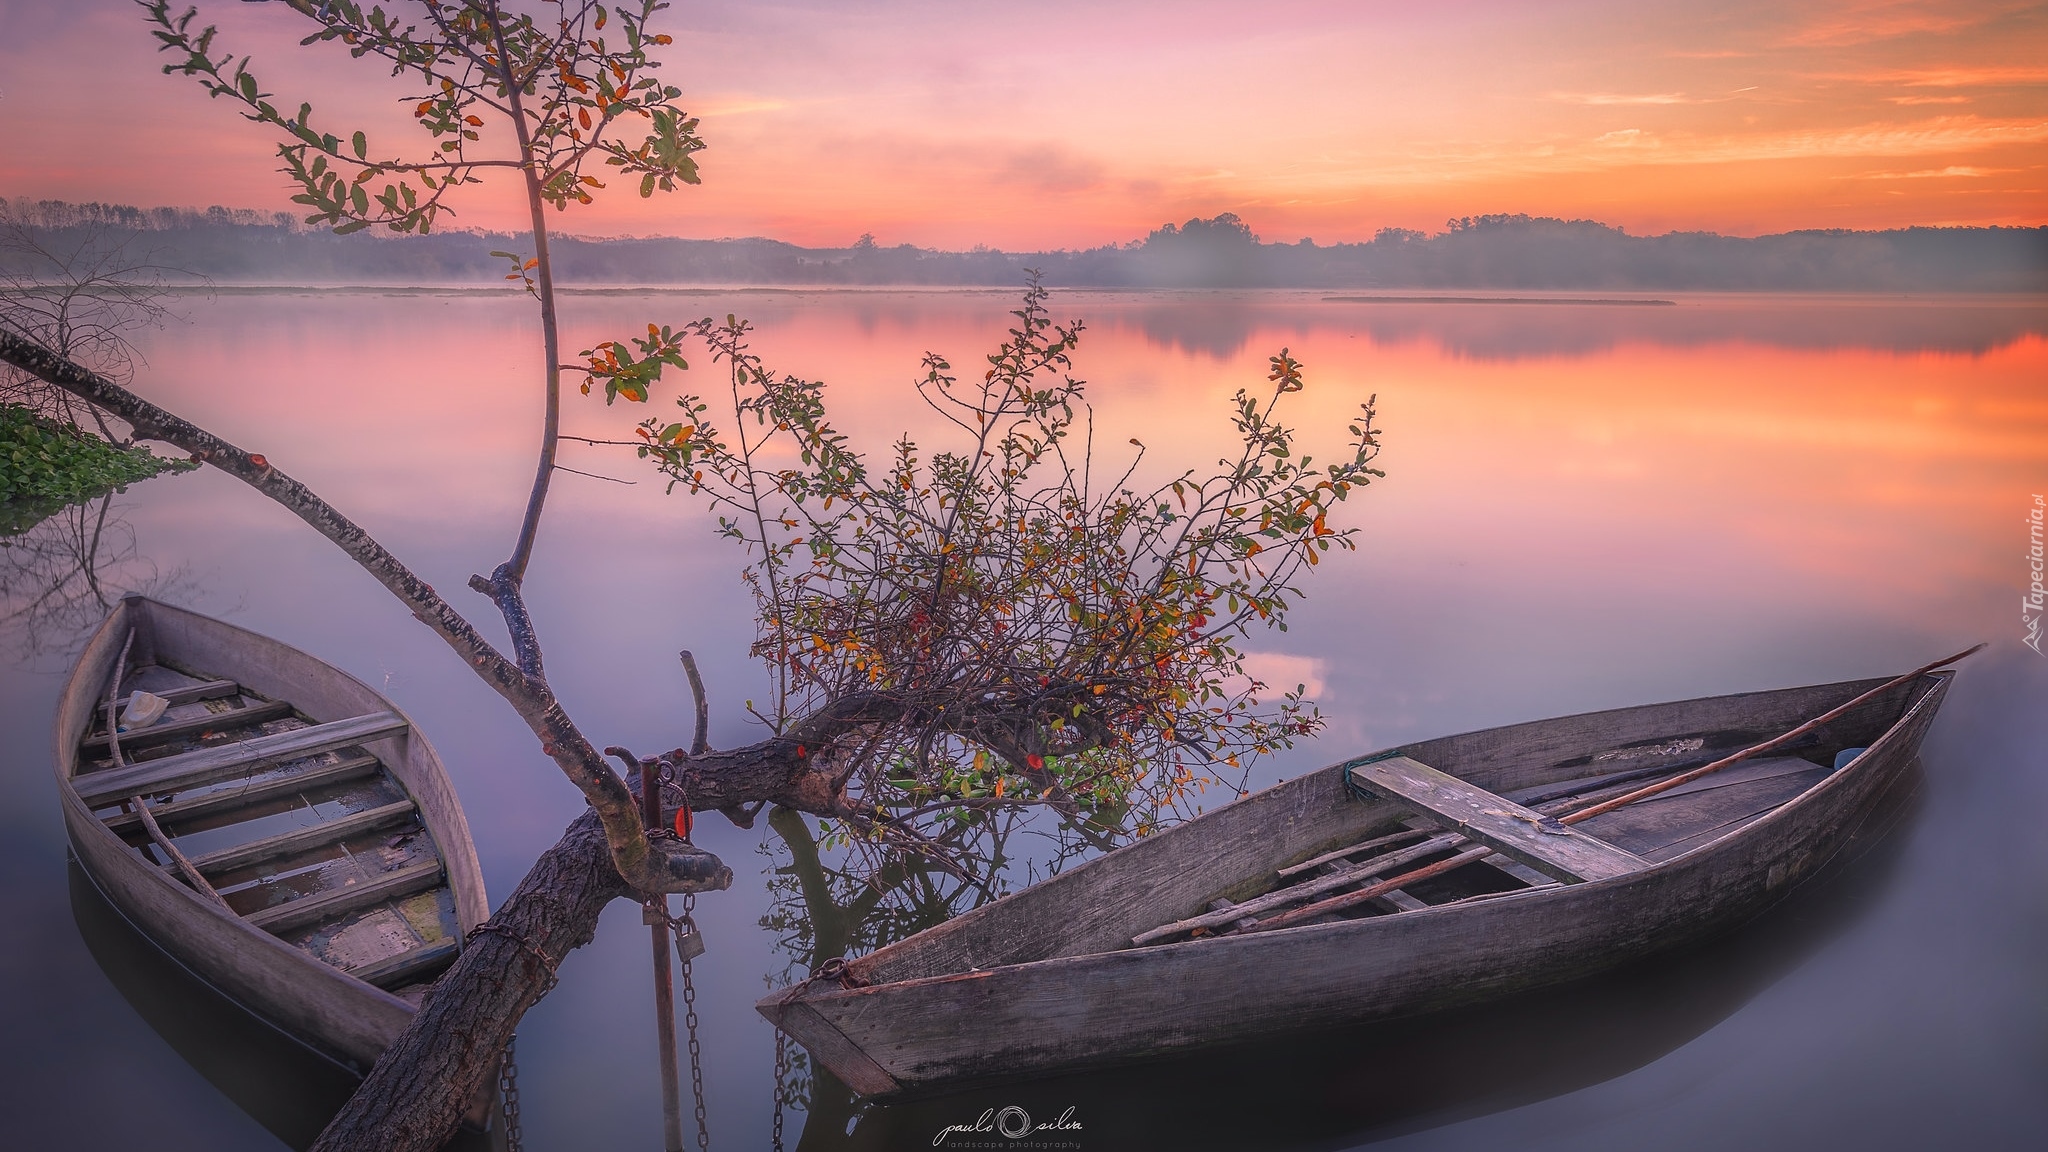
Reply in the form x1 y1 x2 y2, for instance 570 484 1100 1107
1 0 2044 248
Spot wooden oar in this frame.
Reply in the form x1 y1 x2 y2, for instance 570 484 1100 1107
105 629 135 769
1560 643 1982 825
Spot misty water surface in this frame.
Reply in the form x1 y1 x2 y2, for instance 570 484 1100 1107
2 288 2044 1150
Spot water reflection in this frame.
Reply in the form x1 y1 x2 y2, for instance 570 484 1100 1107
1100 292 2048 362
758 803 1104 1146
0 492 195 660
68 859 492 1152
6 288 2041 1149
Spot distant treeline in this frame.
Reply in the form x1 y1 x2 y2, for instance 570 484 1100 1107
3 199 2043 291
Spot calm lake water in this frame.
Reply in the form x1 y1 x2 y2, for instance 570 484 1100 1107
3 287 2045 1150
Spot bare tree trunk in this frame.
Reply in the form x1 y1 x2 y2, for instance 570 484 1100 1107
310 808 628 1152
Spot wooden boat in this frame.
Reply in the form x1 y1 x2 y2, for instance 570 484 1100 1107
54 595 490 1074
759 668 1953 1095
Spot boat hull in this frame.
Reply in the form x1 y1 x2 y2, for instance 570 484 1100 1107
761 671 1950 1094
54 597 490 1071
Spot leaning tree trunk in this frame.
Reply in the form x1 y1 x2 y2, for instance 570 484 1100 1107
310 808 629 1152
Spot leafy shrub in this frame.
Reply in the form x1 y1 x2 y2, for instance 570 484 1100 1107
0 403 194 516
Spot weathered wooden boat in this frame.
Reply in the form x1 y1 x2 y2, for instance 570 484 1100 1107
760 667 1954 1095
55 595 490 1074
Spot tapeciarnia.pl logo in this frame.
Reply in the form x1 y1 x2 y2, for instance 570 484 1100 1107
2025 494 2045 656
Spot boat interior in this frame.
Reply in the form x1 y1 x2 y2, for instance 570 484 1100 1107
1129 689 1924 948
71 655 463 1001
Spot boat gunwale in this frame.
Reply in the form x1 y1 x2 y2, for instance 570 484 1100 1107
52 596 488 1068
772 668 1948 1010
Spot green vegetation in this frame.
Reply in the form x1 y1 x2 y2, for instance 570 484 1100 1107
0 404 193 528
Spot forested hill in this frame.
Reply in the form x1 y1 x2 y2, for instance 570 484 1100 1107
4 200 2043 291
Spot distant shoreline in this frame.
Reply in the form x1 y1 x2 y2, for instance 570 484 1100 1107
1325 295 1676 306
9 201 2041 294
20 283 2043 301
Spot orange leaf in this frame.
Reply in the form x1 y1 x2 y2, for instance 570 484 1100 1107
1025 754 1044 771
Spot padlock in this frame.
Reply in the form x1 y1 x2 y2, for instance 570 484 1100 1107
673 919 706 964
641 902 666 926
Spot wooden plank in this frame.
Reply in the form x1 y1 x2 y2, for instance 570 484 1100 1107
1131 832 1467 945
1625 755 1821 803
1246 845 1498 933
185 800 419 876
75 712 407 806
347 938 459 991
100 753 382 834
1277 828 1431 878
1478 854 1556 888
1347 756 1646 883
1314 859 1428 913
245 860 444 934
98 678 240 724
150 677 242 705
1376 887 1431 912
82 698 294 754
132 796 234 912
1578 767 1828 859
1395 815 1558 890
1204 898 1259 932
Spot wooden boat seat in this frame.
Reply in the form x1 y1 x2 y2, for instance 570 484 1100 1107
346 938 460 991
1346 755 1648 883
96 677 240 718
245 859 445 935
100 752 383 834
74 711 409 806
180 799 420 876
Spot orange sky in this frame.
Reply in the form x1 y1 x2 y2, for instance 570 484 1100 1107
1 0 2043 247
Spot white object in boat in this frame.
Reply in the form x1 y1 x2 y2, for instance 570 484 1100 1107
120 690 170 731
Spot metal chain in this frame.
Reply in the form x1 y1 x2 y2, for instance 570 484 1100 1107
499 1034 523 1152
770 1025 788 1152
468 922 561 997
680 892 709 1151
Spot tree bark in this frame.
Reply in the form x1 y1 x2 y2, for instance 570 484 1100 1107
309 808 628 1152
312 748 849 1152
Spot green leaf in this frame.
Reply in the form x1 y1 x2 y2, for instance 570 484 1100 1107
352 130 367 159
